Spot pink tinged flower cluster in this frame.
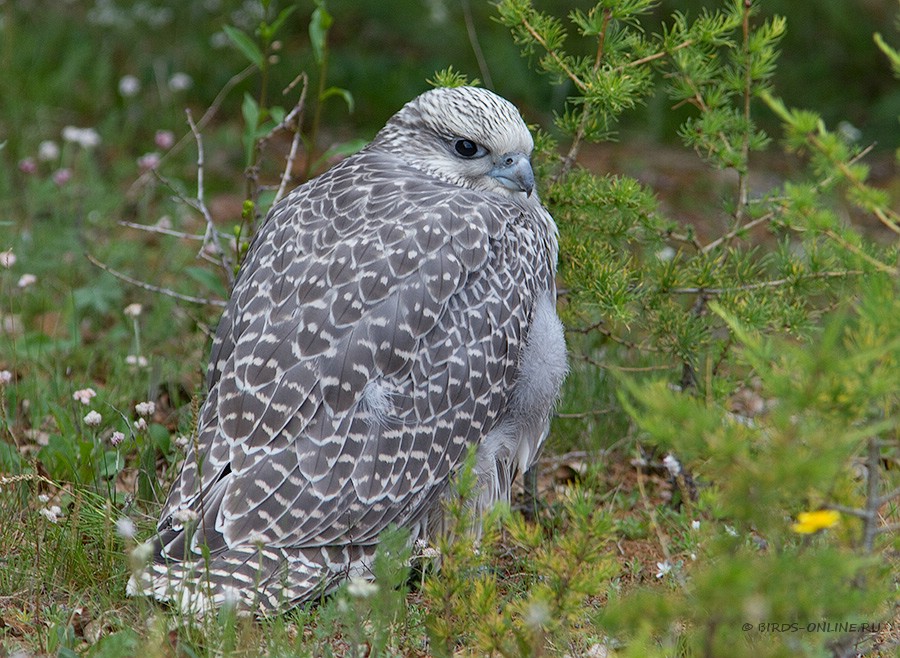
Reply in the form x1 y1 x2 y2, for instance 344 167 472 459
53 168 73 186
138 153 161 172
72 388 97 405
155 130 175 150
135 401 155 417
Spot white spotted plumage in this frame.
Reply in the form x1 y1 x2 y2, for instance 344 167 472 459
128 86 568 614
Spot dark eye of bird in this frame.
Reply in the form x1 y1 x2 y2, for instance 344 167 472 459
454 139 479 158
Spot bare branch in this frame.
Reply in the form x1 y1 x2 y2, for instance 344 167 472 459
275 73 309 204
186 109 234 285
824 230 899 276
460 0 493 89
85 253 227 308
667 270 863 295
863 438 882 553
566 319 662 353
127 65 255 196
702 211 776 253
520 16 586 92
555 408 615 419
823 503 872 520
877 485 900 507
618 39 693 71
118 220 206 241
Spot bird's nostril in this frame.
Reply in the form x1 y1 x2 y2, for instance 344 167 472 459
505 157 514 165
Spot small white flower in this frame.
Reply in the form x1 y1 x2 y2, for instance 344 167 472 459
111 431 125 446
131 540 154 566
40 505 63 523
133 418 147 432
837 120 862 143
118 75 141 98
116 517 136 539
123 303 143 318
210 31 230 49
61 126 80 143
0 370 12 385
62 126 101 149
38 494 50 503
0 250 16 268
126 354 149 368
72 388 97 405
84 410 102 426
655 246 676 262
655 560 673 579
174 435 190 449
135 401 155 417
346 577 378 599
17 274 37 288
80 128 102 148
173 509 199 526
691 520 701 531
662 453 681 477
38 140 60 162
168 72 193 92
524 600 551 629
414 539 441 559
725 525 738 537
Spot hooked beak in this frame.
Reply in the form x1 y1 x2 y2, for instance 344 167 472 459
489 152 535 197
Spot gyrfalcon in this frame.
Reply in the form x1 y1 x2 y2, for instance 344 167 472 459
129 86 568 614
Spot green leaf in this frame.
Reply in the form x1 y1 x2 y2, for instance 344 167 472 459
320 86 354 113
38 435 78 481
223 25 264 68
874 32 900 78
89 629 140 658
427 66 477 88
261 5 297 43
185 266 228 298
309 0 333 65
270 105 286 126
98 450 124 479
148 422 172 454
0 441 24 473
241 92 261 166
72 278 123 315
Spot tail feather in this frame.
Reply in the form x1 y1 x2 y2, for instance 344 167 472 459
127 543 378 616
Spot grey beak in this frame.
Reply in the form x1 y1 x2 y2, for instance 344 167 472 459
490 152 535 197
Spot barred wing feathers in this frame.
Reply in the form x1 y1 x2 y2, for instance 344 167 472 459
138 150 555 611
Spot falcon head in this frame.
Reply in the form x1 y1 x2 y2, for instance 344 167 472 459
372 86 537 198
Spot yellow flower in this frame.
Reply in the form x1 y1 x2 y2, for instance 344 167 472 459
792 510 841 534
